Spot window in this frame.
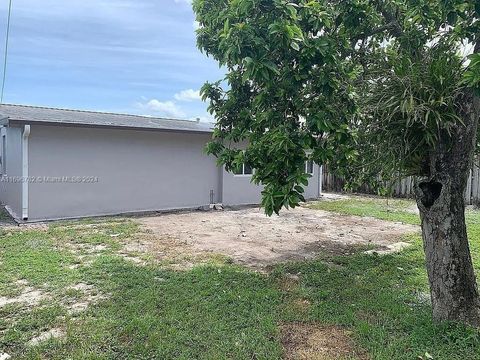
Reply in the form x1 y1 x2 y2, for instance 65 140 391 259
0 134 5 175
305 160 314 175
234 163 253 176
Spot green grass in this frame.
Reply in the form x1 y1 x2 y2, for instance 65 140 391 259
0 200 480 359
309 196 480 271
273 242 480 359
0 220 283 359
309 196 420 225
22 261 283 359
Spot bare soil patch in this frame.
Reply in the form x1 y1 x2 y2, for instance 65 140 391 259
27 328 65 347
281 323 368 360
117 232 207 269
63 283 108 315
137 206 418 269
0 286 47 309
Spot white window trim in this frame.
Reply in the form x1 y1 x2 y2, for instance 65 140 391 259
233 163 253 177
305 159 315 175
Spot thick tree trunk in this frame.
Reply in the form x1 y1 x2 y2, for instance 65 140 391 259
415 82 480 326
416 176 480 326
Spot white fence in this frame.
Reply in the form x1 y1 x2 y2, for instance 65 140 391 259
322 159 480 206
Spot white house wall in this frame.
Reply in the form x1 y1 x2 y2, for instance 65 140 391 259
12 124 322 221
27 125 221 221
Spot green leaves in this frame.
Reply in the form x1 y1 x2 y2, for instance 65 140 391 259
194 0 358 214
463 53 480 94
285 24 304 42
194 0 479 214
268 20 304 51
241 56 281 83
290 42 300 51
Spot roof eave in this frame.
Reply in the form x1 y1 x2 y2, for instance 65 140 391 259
5 119 214 134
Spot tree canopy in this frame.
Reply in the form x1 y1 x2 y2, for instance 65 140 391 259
193 0 480 326
193 0 480 214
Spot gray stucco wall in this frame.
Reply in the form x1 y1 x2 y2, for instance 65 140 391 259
27 125 220 221
222 164 321 206
16 124 321 221
222 169 263 206
304 165 322 200
0 126 23 218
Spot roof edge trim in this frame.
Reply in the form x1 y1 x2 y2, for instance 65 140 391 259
5 119 214 134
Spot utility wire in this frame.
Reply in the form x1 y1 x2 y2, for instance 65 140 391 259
1 0 13 104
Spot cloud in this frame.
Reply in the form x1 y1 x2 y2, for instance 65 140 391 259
174 89 202 102
174 0 192 4
138 99 186 118
136 88 208 120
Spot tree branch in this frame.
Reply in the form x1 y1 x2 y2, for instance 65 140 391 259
371 0 404 38
350 22 397 49
357 22 399 40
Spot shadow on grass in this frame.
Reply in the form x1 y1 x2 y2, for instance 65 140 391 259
273 237 480 360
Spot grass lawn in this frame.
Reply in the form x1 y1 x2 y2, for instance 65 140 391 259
0 197 479 359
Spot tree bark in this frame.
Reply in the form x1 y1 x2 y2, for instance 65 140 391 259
416 177 480 326
415 85 480 326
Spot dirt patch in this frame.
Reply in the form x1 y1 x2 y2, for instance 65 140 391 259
137 206 418 269
17 223 49 231
281 323 368 360
320 193 352 201
0 286 47 309
63 242 109 254
364 241 411 255
27 328 65 347
63 283 108 315
115 231 228 269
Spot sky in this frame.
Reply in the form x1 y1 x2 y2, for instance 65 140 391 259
0 0 225 121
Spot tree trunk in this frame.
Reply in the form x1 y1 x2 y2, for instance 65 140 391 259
415 85 480 326
416 176 480 326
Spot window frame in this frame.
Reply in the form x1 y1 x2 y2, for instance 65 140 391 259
305 159 315 175
233 163 253 177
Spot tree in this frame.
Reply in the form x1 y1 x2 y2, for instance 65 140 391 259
193 0 480 326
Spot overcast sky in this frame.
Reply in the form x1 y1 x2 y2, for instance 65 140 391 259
0 0 224 121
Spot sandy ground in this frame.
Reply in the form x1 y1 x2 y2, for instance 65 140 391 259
138 204 419 269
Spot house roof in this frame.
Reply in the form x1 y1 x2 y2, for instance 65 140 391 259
0 104 214 134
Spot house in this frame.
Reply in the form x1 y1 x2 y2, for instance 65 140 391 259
0 104 322 222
